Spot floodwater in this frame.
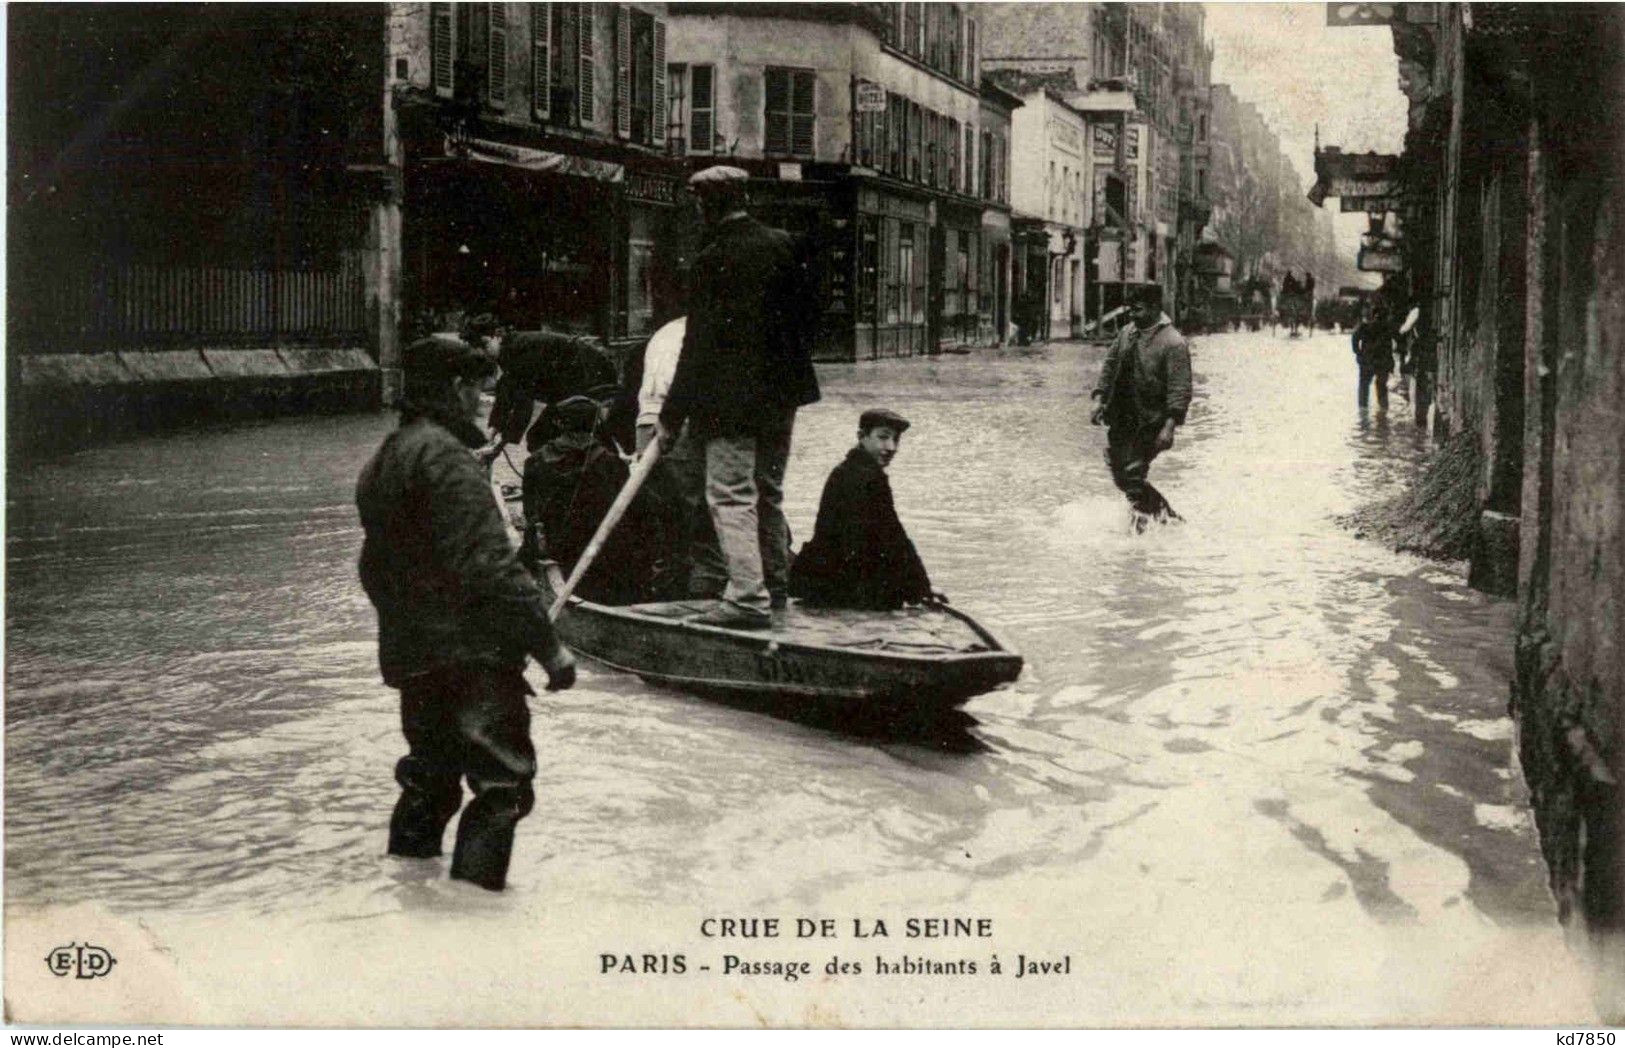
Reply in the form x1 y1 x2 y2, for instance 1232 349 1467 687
4 332 1598 1025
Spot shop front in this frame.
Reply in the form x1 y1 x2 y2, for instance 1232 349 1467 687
851 182 934 360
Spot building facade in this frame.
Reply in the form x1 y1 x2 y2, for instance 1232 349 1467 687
665 2 1015 360
388 0 688 377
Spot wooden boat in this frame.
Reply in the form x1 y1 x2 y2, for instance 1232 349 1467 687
548 585 1023 712
493 480 1023 713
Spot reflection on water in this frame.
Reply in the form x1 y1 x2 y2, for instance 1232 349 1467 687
7 334 1554 937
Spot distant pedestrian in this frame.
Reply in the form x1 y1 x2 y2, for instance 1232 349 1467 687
1352 308 1396 414
655 165 820 628
357 336 576 892
1090 286 1192 530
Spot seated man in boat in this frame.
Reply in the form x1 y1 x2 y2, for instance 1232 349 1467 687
789 408 941 611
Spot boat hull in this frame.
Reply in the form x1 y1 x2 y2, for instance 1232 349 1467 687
555 600 1023 712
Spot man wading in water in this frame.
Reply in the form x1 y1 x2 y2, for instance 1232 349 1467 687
1089 286 1193 531
357 336 576 892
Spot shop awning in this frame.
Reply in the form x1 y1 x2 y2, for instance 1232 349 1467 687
444 135 625 183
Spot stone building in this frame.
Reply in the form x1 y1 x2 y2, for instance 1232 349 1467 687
388 0 688 379
664 2 1016 360
8 6 387 449
1328 2 1625 967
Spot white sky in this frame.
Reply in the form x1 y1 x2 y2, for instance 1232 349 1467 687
1203 1 1408 257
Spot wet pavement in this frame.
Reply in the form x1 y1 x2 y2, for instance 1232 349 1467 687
4 331 1594 1024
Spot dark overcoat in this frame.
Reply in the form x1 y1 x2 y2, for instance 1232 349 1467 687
659 214 820 435
357 403 563 686
788 448 932 610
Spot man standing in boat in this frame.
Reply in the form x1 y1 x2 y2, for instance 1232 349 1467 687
789 408 940 611
655 165 819 629
356 336 576 893
1089 285 1192 530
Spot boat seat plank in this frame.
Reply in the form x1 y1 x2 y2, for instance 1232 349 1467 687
620 599 992 655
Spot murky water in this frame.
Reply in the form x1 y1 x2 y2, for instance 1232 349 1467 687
5 333 1583 1023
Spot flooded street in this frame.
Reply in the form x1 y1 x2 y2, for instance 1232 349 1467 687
5 332 1593 1024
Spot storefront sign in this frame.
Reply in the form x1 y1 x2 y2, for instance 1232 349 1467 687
625 172 680 205
1341 193 1401 214
855 81 887 113
1326 3 1396 26
858 188 929 222
778 163 803 182
1049 119 1080 155
1092 124 1118 158
1324 176 1396 198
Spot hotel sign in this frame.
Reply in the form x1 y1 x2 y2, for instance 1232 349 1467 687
1357 245 1405 272
855 81 887 113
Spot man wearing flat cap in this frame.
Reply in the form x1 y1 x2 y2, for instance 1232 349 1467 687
1090 285 1191 530
357 336 575 892
788 408 938 611
656 165 820 628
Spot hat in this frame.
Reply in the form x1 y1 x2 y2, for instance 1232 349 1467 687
550 394 601 433
402 336 496 384
859 408 911 435
1129 285 1163 309
688 165 750 189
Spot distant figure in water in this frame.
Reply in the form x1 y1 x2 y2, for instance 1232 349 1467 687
789 409 942 611
1089 286 1192 532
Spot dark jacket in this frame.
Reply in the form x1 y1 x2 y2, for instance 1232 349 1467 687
660 213 820 435
489 330 618 446
521 434 668 606
788 448 932 610
357 401 564 687
1093 315 1193 433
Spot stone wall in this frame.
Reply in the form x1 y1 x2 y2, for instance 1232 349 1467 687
1509 8 1625 976
10 348 380 454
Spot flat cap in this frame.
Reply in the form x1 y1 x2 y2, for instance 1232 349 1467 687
859 408 910 434
550 394 601 432
402 335 496 382
688 165 750 189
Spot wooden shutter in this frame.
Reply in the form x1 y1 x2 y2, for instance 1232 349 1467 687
614 4 631 139
764 68 789 155
966 17 977 85
488 3 508 107
791 69 815 158
652 18 667 146
690 64 713 153
531 2 551 118
432 2 456 97
577 2 594 125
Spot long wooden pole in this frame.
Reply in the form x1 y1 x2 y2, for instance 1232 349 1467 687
548 442 663 619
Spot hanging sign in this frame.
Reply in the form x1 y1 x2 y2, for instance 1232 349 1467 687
1326 3 1396 26
855 81 887 113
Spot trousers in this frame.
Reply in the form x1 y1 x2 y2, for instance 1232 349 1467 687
389 665 536 891
1105 424 1177 520
703 409 796 613
1357 362 1391 412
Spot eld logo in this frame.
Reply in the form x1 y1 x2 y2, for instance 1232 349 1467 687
44 942 117 979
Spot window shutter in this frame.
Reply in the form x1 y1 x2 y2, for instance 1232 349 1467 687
764 68 789 155
615 5 631 139
488 3 508 107
791 69 815 158
966 18 977 83
690 64 713 153
432 2 456 97
652 19 667 146
577 2 594 125
531 2 551 118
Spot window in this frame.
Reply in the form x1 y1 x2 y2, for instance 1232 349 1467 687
531 3 551 118
615 6 630 139
765 67 815 158
980 129 991 199
923 111 936 185
962 124 973 195
907 102 921 181
666 62 686 150
577 2 594 125
965 17 977 83
902 2 920 57
689 64 714 154
887 94 903 174
487 3 509 107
